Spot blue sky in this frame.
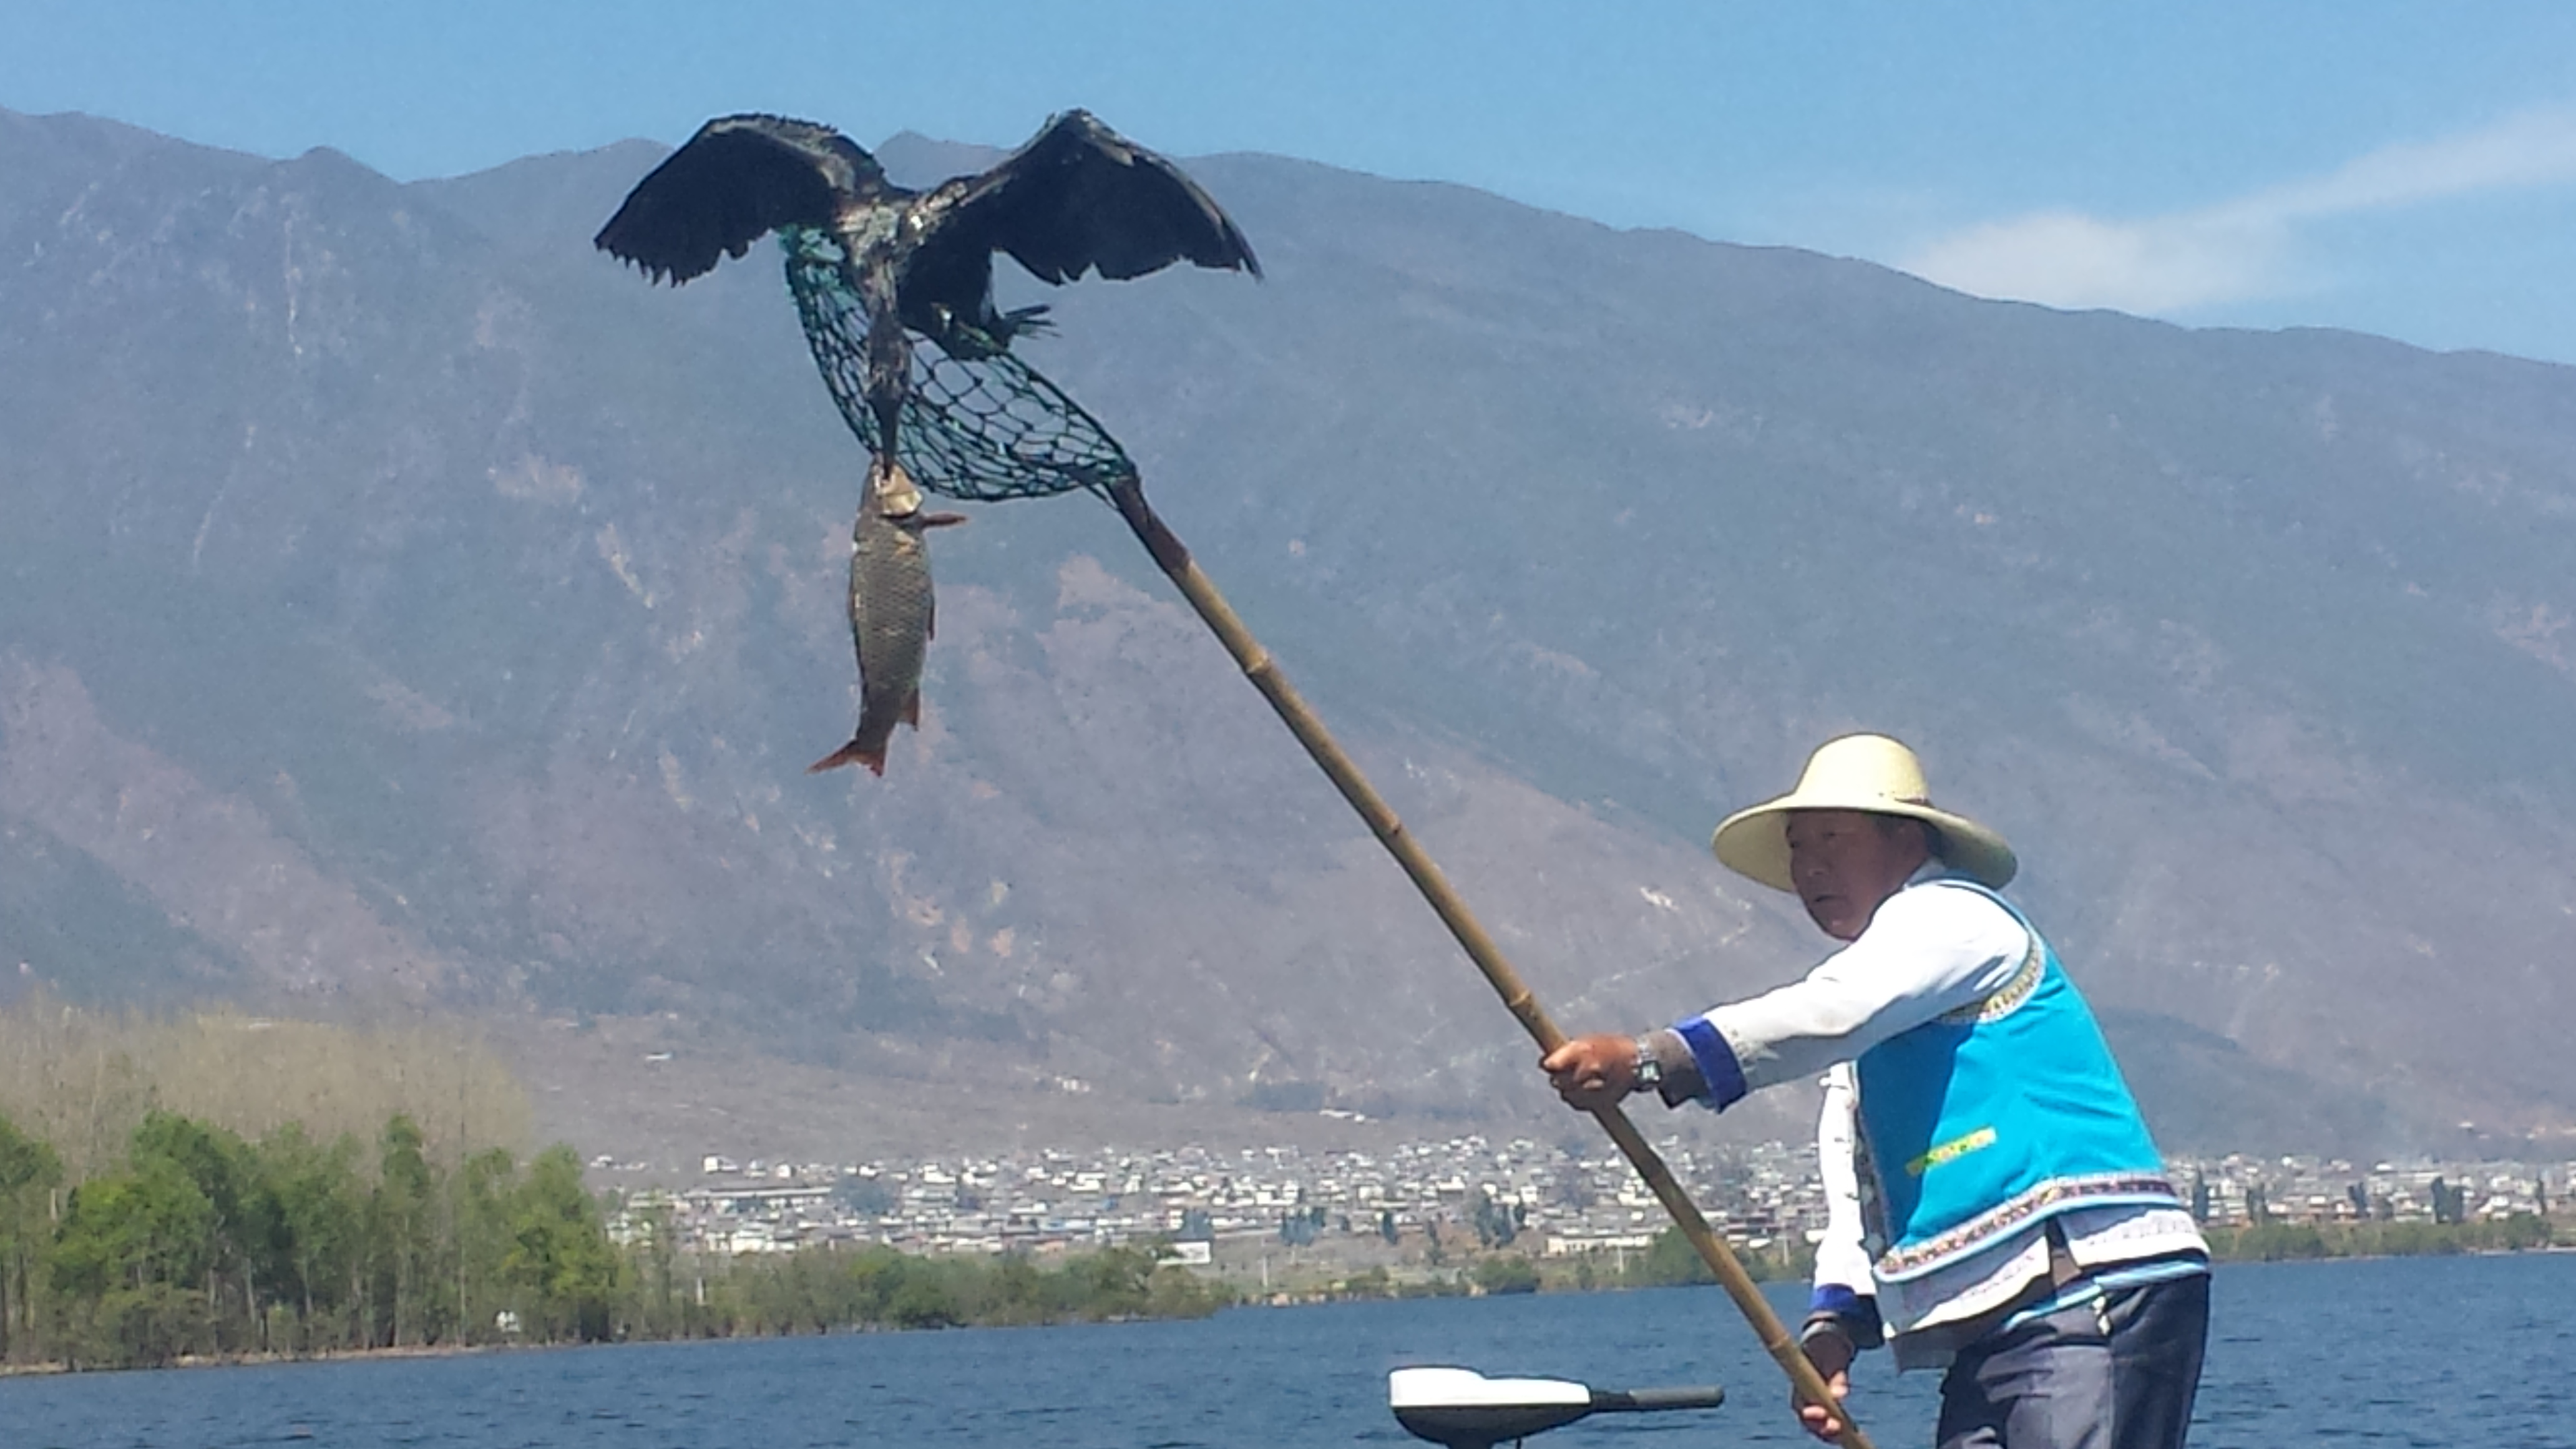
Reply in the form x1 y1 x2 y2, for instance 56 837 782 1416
11 1 2576 363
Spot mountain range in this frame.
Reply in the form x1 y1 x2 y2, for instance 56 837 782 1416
3 104 2571 1161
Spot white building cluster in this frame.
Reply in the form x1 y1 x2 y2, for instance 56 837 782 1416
610 1134 1828 1259
605 1138 2570 1261
2179 1153 2566 1226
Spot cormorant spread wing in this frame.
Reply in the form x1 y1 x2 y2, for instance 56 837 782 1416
594 114 886 285
932 110 1262 286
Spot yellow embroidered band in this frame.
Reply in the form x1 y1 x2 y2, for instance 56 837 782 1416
1906 1126 1998 1177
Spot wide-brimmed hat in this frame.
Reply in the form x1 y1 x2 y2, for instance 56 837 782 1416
1711 733 2016 892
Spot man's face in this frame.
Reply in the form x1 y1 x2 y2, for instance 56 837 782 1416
1784 809 1928 942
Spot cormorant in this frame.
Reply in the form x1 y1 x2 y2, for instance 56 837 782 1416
595 109 1261 451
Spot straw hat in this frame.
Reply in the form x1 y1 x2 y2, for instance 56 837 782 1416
1711 733 2016 892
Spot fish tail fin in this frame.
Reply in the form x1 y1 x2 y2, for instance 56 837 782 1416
807 740 888 776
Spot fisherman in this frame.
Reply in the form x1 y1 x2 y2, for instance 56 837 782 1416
1543 734 2208 1448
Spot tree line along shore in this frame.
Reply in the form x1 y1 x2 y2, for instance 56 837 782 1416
6 1094 2554 1375
1322 1209 2563 1306
0 997 1249 1371
0 1000 2557 1372
0 1101 1244 1372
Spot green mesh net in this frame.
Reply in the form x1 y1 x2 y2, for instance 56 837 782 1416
781 228 1138 502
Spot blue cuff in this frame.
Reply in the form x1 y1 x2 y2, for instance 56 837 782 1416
1672 1016 1749 1110
1808 1283 1865 1318
1803 1284 1885 1349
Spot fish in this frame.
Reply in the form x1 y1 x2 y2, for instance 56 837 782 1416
808 461 965 777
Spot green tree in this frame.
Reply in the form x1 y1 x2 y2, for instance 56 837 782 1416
371 1115 441 1347
833 1176 894 1218
50 1156 217 1367
1068 1244 1157 1319
989 1254 1045 1325
1141 1259 1229 1320
1633 1226 1715 1286
449 1147 517 1345
258 1126 366 1351
503 1146 619 1342
1624 1226 1803 1287
0 1113 62 1362
1471 1254 1540 1295
741 1246 834 1335
841 1244 910 1324
885 1274 960 1329
617 1196 682 1340
128 1111 280 1353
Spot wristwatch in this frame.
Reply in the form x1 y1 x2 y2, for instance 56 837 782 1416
1631 1037 1663 1093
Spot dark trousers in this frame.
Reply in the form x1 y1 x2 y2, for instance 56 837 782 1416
1934 1272 2209 1449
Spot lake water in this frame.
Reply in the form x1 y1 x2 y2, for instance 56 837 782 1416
7 1254 2573 1447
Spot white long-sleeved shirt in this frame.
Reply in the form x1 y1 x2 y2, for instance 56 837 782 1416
1668 868 2205 1366
1686 866 2031 1099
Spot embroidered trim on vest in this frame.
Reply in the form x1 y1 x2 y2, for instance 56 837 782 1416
1934 930 2042 1026
1872 1171 2182 1279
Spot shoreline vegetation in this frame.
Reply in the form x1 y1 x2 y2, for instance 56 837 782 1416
0 1001 2558 1373
1 1206 2560 1378
0 1000 1241 1372
1412 1215 2562 1303
2198 1214 2556 1262
0 1098 1236 1373
1212 1214 2567 1315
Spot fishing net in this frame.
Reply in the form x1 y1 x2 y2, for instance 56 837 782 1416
780 228 1138 502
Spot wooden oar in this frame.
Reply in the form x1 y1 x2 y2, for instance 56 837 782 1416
1105 476 1873 1449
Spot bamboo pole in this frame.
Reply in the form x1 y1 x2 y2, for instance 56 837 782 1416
1105 477 1871 1449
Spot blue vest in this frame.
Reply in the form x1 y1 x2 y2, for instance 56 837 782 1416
1855 881 2180 1284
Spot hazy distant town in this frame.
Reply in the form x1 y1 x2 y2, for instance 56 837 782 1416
605 1129 2572 1266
